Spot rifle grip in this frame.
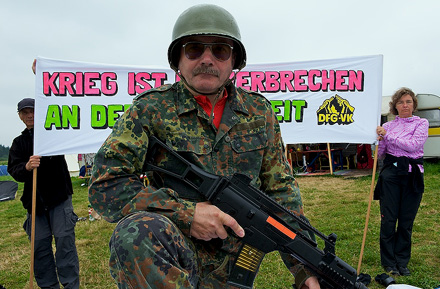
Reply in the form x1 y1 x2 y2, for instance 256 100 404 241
227 244 265 289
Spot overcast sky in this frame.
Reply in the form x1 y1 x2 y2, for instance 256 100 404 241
1 0 439 147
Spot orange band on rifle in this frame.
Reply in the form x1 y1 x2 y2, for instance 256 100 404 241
266 216 297 239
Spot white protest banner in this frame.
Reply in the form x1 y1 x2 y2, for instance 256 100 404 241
34 57 175 155
252 55 384 144
34 55 382 156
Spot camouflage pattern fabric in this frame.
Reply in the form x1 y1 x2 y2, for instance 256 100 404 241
89 81 311 288
109 211 243 288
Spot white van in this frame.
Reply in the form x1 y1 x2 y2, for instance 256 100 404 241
413 94 440 158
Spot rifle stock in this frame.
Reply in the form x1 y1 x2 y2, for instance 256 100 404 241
145 136 368 289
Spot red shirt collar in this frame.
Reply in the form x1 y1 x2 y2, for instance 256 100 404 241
194 90 228 129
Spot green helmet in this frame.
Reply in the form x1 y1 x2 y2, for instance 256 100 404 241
168 4 247 72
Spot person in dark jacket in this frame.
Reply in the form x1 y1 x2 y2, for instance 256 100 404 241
8 98 80 289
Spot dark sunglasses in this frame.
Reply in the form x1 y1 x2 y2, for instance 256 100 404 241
182 42 234 62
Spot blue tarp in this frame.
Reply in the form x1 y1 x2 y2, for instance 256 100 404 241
0 165 8 176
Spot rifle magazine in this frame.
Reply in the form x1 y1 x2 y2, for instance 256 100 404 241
227 244 265 289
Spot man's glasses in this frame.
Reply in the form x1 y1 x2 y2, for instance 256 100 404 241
182 42 234 62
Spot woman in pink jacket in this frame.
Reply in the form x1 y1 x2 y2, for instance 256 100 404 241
375 87 429 276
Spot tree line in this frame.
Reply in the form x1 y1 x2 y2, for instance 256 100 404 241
0 144 10 161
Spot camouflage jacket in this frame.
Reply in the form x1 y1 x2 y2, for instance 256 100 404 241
89 81 304 236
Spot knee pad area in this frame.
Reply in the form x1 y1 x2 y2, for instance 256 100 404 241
110 212 185 259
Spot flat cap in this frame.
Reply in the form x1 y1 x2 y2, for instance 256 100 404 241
17 98 35 112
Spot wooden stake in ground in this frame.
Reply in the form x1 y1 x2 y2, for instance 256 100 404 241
357 145 378 273
29 168 37 288
326 143 334 175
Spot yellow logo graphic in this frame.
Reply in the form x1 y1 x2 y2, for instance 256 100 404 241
317 94 355 125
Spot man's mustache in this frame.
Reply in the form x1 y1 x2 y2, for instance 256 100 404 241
192 66 219 77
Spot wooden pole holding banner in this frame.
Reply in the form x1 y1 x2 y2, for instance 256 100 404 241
29 168 37 288
326 143 334 175
357 145 379 273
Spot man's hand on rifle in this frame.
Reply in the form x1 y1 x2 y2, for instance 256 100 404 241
302 276 320 289
191 202 321 288
190 201 245 241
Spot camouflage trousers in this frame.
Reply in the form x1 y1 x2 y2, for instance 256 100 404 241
109 211 241 289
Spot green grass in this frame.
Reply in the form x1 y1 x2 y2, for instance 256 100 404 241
1 161 439 288
0 177 117 289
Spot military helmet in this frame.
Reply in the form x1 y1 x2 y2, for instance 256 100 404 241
168 4 247 72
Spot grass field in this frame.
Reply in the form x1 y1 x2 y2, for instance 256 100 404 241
0 160 439 288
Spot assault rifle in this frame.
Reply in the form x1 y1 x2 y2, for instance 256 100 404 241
144 136 368 289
